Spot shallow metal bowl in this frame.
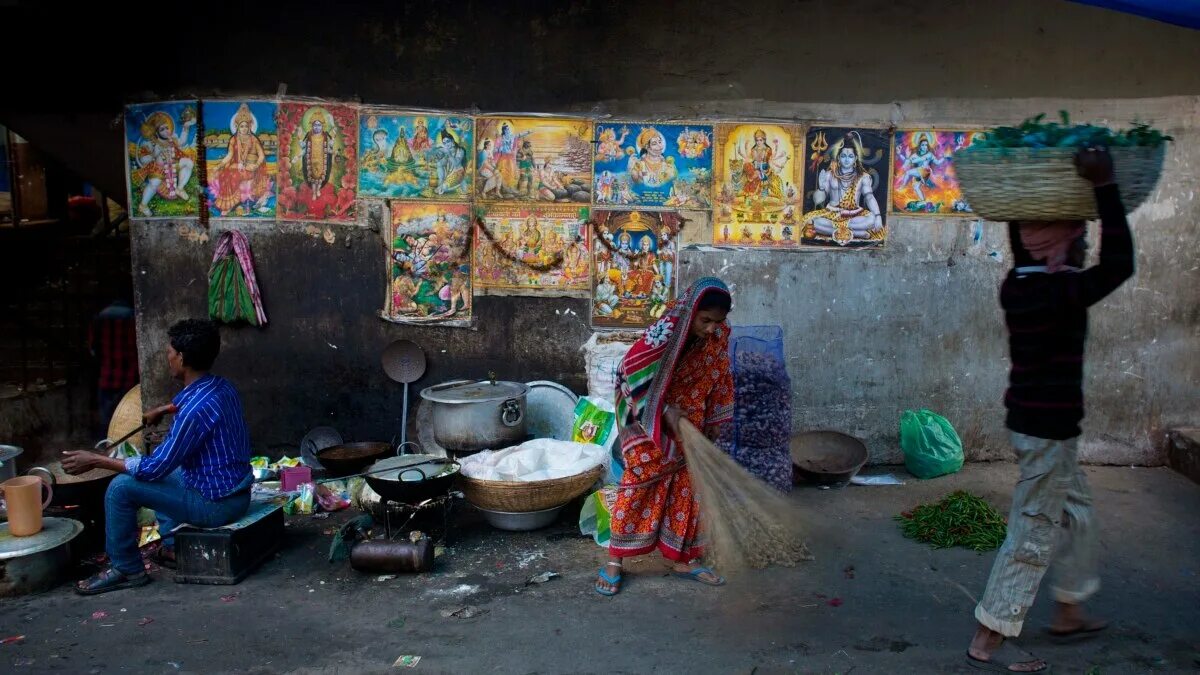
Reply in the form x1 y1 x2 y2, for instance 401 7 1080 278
789 430 869 488
476 504 565 531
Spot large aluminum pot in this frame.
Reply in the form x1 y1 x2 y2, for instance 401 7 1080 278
419 380 528 453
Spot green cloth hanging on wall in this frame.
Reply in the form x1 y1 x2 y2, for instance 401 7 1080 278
209 255 259 326
207 230 268 326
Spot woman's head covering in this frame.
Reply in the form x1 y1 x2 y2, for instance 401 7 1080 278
615 277 731 452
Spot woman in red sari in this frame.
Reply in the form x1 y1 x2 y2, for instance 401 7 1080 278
596 277 734 595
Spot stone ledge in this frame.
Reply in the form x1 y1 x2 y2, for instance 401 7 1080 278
1167 428 1200 485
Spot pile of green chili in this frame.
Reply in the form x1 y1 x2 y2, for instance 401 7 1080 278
895 491 1007 552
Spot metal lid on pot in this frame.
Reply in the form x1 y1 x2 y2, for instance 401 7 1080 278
421 380 529 404
0 517 83 559
0 445 22 464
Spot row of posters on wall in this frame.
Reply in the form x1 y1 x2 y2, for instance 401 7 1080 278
385 203 678 330
126 100 986 249
126 99 985 330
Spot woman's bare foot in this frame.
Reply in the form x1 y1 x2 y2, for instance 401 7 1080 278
968 624 1048 672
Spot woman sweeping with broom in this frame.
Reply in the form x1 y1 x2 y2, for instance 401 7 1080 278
595 277 735 595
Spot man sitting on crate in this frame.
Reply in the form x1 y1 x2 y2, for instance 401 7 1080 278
965 147 1134 673
64 319 253 595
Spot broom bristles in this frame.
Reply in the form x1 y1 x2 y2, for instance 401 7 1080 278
677 420 813 572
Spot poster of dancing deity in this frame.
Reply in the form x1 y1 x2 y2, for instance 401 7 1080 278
890 129 986 216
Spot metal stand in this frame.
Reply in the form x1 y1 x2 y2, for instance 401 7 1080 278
381 493 455 544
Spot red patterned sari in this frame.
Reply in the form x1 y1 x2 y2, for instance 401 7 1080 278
609 278 734 562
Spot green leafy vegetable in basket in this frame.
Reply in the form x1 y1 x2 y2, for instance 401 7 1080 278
975 111 1172 150
894 490 1007 552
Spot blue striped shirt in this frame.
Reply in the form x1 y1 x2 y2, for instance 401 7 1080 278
125 374 252 500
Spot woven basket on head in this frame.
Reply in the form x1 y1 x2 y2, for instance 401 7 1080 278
459 464 605 513
953 145 1165 222
107 385 144 453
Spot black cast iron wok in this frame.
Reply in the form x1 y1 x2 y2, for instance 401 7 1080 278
316 442 392 477
363 453 459 504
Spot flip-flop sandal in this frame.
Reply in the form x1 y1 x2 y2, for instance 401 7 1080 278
75 567 152 596
595 564 622 596
673 566 725 587
1047 619 1108 643
966 640 1051 673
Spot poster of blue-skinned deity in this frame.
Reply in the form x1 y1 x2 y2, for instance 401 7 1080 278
360 112 474 200
800 127 890 248
203 101 278 218
890 129 986 216
593 123 713 210
590 209 680 330
125 101 200 219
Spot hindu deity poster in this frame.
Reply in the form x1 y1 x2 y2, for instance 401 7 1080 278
125 101 200 218
360 112 474 200
593 123 712 210
590 209 680 330
276 102 358 222
386 202 472 326
474 117 593 204
203 101 278 218
712 123 803 247
800 127 890 248
473 204 590 297
890 129 986 216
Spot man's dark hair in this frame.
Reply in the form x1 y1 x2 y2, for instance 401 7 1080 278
168 319 220 371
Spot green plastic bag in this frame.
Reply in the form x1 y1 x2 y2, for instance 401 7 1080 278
900 409 964 479
578 488 616 548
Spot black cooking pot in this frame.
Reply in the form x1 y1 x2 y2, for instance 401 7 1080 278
27 462 116 508
364 454 459 504
317 442 392 477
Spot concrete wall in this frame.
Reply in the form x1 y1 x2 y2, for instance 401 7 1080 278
9 0 1190 463
133 95 1199 464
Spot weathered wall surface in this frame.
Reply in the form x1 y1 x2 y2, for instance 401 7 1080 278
133 95 1199 464
12 0 1177 464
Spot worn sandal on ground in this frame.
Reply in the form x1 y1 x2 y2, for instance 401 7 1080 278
75 567 152 596
673 566 725 587
966 640 1051 673
1047 619 1108 643
595 563 622 596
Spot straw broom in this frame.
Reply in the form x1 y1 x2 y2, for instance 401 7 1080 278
677 419 813 572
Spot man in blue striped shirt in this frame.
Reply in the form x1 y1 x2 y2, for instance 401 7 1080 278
64 319 252 595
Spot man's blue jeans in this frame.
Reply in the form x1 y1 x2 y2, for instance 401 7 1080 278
104 469 251 575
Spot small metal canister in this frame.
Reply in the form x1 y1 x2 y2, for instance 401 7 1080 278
349 537 434 574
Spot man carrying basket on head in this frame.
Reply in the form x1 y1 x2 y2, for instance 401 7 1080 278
966 147 1134 673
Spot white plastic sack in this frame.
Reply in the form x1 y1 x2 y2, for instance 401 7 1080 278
582 332 638 403
458 439 607 482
